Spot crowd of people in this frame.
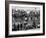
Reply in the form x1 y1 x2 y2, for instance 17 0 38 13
12 9 40 31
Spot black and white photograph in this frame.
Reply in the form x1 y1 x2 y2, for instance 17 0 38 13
5 1 45 37
12 7 40 31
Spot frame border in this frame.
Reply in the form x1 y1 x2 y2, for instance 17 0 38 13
5 1 45 37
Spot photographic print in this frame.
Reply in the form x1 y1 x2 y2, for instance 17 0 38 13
5 1 45 37
12 7 40 31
